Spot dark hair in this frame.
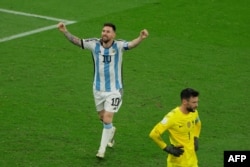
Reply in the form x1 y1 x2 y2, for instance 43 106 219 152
180 88 199 100
103 23 116 32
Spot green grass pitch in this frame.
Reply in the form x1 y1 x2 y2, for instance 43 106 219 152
0 0 249 166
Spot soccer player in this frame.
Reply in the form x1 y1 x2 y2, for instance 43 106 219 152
57 22 149 159
149 88 201 167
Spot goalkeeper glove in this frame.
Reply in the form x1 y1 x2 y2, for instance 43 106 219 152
163 144 184 157
194 137 199 151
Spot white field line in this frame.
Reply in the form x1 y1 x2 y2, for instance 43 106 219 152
0 8 76 43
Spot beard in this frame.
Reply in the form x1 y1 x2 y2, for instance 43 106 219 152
187 107 196 112
101 36 110 43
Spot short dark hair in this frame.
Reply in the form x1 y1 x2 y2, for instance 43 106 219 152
103 23 116 32
180 88 199 100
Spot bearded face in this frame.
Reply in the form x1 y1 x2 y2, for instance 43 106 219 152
101 26 115 43
185 96 199 112
186 106 196 112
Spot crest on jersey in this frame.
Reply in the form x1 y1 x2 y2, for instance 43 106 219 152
187 121 191 128
111 49 116 54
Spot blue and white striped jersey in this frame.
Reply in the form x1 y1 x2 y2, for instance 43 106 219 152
82 38 129 92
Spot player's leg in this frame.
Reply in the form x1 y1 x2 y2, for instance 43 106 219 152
96 111 114 158
98 110 105 122
105 89 122 148
107 125 116 147
93 90 107 158
96 90 122 158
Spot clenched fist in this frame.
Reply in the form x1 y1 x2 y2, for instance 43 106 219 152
57 22 67 33
140 29 149 39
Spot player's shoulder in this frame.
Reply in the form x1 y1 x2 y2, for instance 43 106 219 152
160 108 177 125
165 107 179 118
84 38 100 42
115 39 128 44
168 107 179 115
116 39 126 42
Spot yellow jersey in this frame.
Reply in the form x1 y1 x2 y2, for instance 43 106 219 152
149 107 201 167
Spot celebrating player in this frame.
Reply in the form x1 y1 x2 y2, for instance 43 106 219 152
58 22 149 159
149 88 202 167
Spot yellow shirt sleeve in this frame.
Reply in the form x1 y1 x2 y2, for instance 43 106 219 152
194 113 201 137
149 112 175 149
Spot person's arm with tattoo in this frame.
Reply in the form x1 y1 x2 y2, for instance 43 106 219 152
57 22 81 47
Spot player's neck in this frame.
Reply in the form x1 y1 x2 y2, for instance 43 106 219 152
102 40 114 48
179 106 189 114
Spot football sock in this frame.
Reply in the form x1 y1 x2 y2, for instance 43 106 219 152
98 123 113 153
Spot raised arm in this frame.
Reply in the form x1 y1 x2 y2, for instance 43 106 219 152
57 22 82 47
128 29 149 49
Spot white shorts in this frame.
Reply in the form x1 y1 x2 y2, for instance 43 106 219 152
93 89 123 112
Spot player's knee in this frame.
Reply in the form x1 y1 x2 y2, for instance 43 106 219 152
102 117 112 124
102 111 113 124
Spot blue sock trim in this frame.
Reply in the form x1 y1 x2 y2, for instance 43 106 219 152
103 123 113 129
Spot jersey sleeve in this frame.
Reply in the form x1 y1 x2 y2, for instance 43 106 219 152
81 38 99 50
149 112 175 149
194 111 201 138
116 39 129 51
